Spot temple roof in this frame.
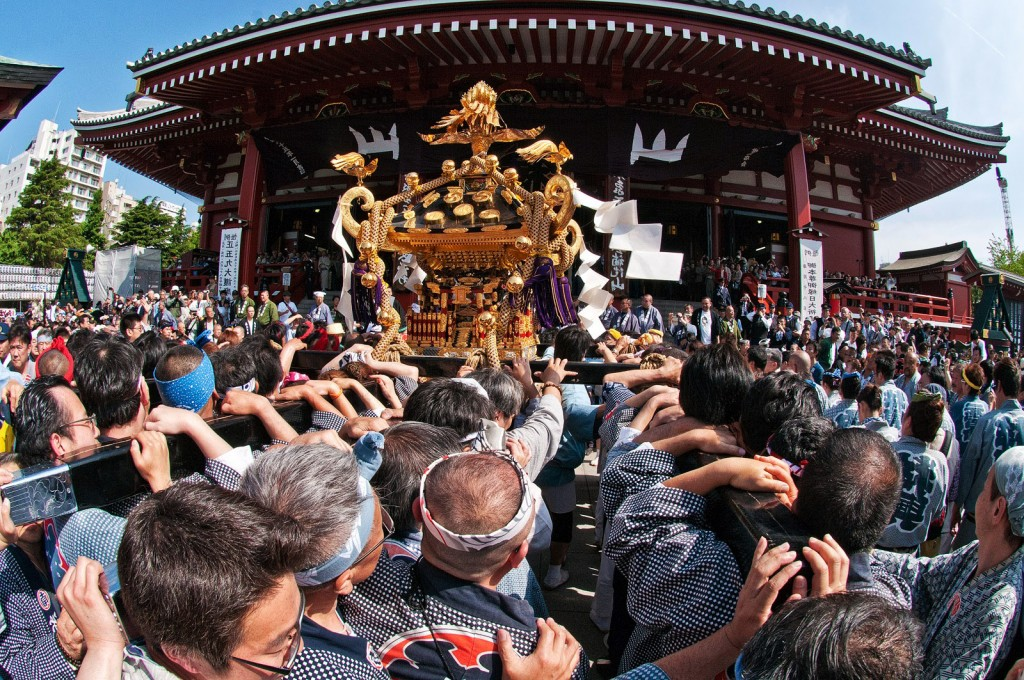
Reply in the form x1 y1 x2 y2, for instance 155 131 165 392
127 0 930 75
887 104 1008 144
879 241 975 273
0 55 62 132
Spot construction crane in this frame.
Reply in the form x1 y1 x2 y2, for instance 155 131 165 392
997 167 1014 250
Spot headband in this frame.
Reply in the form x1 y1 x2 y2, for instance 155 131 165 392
419 452 534 552
996 447 1024 537
186 329 213 351
607 329 622 340
227 378 257 393
841 372 862 382
154 353 215 413
352 431 384 481
911 390 942 404
295 477 376 586
962 366 983 391
764 434 808 479
451 378 490 400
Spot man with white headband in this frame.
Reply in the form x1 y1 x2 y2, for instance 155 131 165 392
341 451 588 679
239 443 390 678
874 445 1024 679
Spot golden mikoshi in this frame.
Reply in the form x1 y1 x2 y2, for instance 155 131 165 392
332 81 583 367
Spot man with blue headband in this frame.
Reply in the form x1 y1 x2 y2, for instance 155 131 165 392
239 442 390 678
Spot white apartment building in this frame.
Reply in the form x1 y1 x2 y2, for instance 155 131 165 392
0 119 107 229
100 180 184 239
101 179 137 236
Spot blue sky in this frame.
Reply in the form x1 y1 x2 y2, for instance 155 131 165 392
0 1 1021 266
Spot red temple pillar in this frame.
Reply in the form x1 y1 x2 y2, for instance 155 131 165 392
200 184 216 250
707 175 723 259
237 135 265 290
862 202 877 278
784 141 812 311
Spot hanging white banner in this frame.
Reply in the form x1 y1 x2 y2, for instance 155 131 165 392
218 227 243 294
799 238 824 315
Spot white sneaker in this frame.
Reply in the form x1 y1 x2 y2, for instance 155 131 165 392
543 566 570 590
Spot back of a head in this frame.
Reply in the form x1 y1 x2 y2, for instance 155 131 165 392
741 372 821 453
65 329 94 358
925 365 948 391
789 349 812 376
839 373 862 400
796 428 901 553
738 592 922 680
404 379 493 438
118 483 308 671
210 345 259 395
133 331 168 379
468 369 523 420
553 325 592 362
906 392 944 442
994 357 1021 398
747 346 769 371
240 335 284 396
421 452 530 581
874 350 897 381
13 374 70 466
768 416 835 468
963 363 985 396
679 343 752 425
239 443 362 570
74 337 144 430
857 384 883 413
36 349 71 380
375 422 461 534
154 344 203 382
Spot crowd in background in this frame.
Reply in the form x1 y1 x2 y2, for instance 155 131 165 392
0 275 1021 680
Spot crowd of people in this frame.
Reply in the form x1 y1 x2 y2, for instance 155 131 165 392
679 253 898 302
0 278 1021 680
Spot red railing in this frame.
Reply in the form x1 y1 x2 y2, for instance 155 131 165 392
255 263 310 303
744 275 971 326
836 286 969 324
162 267 213 292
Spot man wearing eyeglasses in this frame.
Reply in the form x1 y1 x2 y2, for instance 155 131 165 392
116 483 312 679
239 443 391 678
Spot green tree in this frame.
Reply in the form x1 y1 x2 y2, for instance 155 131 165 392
80 189 107 269
164 207 198 266
113 197 174 263
4 155 84 267
988 232 1024 278
0 229 29 266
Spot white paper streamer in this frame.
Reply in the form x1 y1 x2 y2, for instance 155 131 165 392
331 198 354 258
579 287 613 309
626 252 684 281
609 223 663 252
572 189 607 211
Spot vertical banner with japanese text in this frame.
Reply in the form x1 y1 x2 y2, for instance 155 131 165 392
799 238 823 315
218 227 243 295
607 175 629 294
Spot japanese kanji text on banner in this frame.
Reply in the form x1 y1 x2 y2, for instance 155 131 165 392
800 238 823 314
218 227 243 294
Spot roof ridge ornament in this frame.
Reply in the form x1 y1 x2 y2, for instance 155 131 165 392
418 81 544 155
